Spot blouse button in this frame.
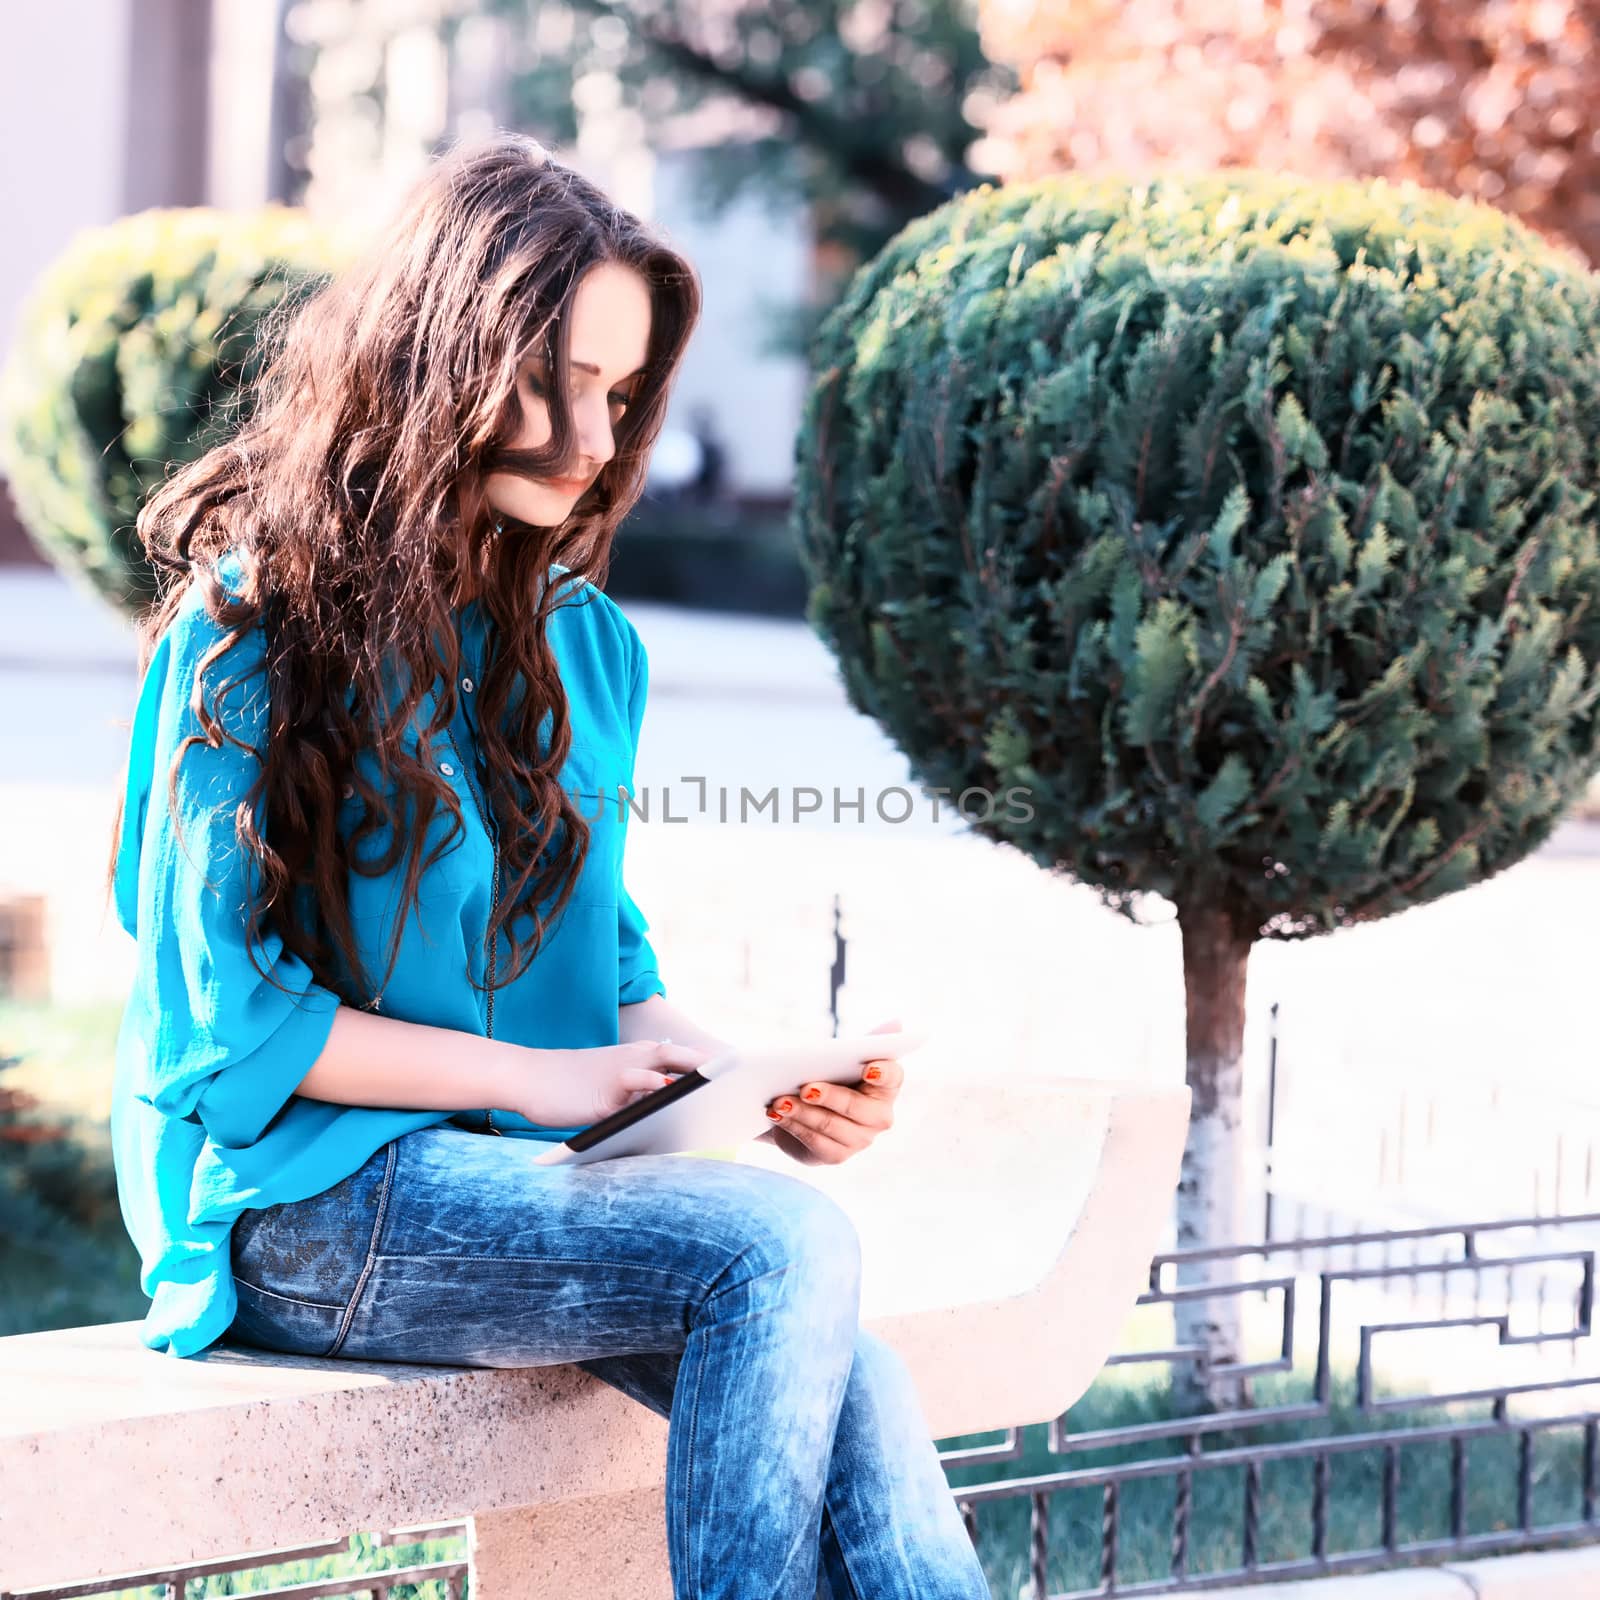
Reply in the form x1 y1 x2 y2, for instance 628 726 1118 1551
462 676 475 693
439 761 456 777
341 782 355 800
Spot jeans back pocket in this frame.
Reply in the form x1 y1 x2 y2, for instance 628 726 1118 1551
225 1140 398 1358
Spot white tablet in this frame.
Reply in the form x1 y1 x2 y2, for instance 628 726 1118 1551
530 1029 928 1167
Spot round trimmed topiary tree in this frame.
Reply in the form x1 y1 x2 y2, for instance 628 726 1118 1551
0 205 350 614
792 168 1600 1410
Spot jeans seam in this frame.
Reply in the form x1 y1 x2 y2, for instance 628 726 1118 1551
373 1252 708 1285
678 1243 771 1597
324 1140 398 1358
819 1501 866 1600
683 1325 704 1598
233 1280 348 1312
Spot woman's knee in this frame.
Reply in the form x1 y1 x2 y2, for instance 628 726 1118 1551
700 1166 863 1311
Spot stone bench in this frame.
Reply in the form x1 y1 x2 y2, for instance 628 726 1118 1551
0 1073 1189 1597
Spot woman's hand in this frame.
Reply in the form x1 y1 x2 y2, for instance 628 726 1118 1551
762 1018 906 1166
507 1039 708 1128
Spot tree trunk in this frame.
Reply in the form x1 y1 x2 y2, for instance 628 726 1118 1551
1172 899 1256 1414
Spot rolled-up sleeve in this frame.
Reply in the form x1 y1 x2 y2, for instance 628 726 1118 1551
116 589 343 1149
617 622 667 1005
618 878 666 1005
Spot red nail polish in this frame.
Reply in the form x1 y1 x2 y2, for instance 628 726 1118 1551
864 1065 882 1082
777 1098 795 1113
802 1086 822 1102
766 1107 783 1120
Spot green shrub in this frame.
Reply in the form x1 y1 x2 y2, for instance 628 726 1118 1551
0 205 349 614
793 169 1600 934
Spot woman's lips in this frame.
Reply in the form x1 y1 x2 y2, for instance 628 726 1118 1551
548 475 591 492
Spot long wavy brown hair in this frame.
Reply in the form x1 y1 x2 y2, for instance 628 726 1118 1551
104 132 702 1007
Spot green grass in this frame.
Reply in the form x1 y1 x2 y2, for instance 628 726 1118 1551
90 1531 472 1599
0 995 147 1336
0 993 126 1128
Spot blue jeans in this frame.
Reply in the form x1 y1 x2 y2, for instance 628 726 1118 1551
224 1124 992 1600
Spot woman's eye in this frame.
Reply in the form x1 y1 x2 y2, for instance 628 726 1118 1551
526 373 630 418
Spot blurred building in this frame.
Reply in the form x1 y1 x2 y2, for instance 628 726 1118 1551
0 0 207 561
0 0 814 565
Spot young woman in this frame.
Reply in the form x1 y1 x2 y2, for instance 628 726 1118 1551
104 134 992 1598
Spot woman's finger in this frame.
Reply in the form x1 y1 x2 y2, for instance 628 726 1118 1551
768 1092 877 1148
779 1081 891 1131
767 1114 857 1165
857 1054 905 1096
621 1066 678 1093
636 1038 709 1071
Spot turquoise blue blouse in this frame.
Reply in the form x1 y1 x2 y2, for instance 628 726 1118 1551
109 552 666 1359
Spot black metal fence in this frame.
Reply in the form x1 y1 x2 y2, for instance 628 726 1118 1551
942 1210 1600 1596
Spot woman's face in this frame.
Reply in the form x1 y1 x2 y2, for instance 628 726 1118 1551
484 259 654 527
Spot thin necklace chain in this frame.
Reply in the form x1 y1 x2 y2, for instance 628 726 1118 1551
460 554 505 1132
443 703 503 1135
362 647 504 1135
